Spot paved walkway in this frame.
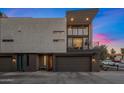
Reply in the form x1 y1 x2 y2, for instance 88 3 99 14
0 71 124 84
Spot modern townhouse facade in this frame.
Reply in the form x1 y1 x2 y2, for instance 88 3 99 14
0 9 99 72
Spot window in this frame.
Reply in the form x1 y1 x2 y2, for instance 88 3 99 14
68 28 72 35
78 28 83 35
68 26 89 36
2 39 14 42
53 39 64 42
83 38 89 49
73 38 83 49
68 38 72 48
68 38 83 49
68 37 89 50
72 28 78 35
67 25 89 50
83 27 88 35
53 31 64 34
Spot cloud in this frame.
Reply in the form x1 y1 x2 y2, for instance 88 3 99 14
93 33 112 45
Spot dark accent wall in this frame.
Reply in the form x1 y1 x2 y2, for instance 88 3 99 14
25 54 38 71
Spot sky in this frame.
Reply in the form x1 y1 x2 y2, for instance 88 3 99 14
0 8 124 53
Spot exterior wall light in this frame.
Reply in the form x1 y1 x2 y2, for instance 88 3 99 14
12 55 16 64
86 17 89 21
70 17 74 22
92 57 96 64
12 58 16 64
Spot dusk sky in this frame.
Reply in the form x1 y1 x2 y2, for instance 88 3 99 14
0 8 124 53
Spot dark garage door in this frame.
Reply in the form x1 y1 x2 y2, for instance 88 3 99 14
0 57 16 72
55 56 91 72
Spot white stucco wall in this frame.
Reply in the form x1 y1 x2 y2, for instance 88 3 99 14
0 18 67 53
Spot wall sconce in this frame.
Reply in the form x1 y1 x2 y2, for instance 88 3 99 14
92 58 96 64
12 58 16 64
70 17 74 22
86 17 89 21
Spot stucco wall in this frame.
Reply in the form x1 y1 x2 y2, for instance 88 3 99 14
0 18 66 53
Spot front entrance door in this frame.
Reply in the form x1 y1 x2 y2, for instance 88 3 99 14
39 55 53 71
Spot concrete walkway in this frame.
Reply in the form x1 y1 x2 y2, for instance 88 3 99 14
0 71 124 84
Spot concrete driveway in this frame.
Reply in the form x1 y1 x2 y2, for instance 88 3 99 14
0 71 124 84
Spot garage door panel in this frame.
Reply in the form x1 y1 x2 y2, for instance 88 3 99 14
56 65 90 69
56 66 90 72
56 61 90 65
57 57 90 62
55 56 91 72
0 57 16 72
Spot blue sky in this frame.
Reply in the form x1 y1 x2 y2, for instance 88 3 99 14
0 8 124 53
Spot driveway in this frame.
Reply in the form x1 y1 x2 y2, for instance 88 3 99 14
0 71 124 84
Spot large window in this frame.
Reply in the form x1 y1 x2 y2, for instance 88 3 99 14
68 38 82 49
67 25 89 50
68 37 89 50
68 26 88 36
73 38 83 49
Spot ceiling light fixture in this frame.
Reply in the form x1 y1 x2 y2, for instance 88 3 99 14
70 17 74 22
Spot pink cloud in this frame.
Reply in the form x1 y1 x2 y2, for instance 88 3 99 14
93 33 112 45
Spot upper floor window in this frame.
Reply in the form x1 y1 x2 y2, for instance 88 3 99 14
83 27 88 35
67 26 89 36
68 28 72 35
78 28 83 35
72 28 78 35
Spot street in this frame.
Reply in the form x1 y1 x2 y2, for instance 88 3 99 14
0 71 124 84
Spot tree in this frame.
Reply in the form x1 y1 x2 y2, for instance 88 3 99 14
110 48 116 54
110 48 116 60
93 45 108 60
0 11 7 18
0 11 3 17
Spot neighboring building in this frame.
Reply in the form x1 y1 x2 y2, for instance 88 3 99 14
110 54 124 62
0 9 99 72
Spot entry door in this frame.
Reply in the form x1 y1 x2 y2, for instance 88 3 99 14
17 54 28 71
39 55 53 71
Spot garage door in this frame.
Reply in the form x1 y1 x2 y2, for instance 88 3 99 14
0 57 16 72
55 56 91 72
